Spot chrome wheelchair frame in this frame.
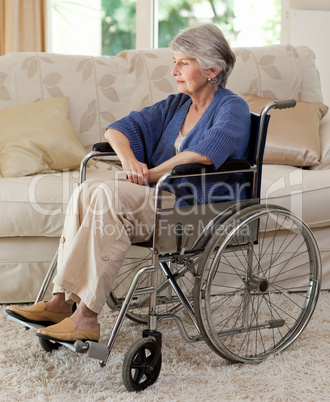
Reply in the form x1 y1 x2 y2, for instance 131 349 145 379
8 99 322 392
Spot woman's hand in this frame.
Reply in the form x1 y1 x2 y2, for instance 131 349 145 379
121 158 149 186
104 128 149 186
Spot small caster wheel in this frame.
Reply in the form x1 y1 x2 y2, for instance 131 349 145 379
38 337 61 353
122 338 162 392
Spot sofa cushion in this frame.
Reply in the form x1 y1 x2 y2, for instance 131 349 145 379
241 94 328 167
0 50 178 151
0 97 86 178
229 45 301 100
261 164 330 228
296 46 325 103
228 45 324 103
0 161 122 237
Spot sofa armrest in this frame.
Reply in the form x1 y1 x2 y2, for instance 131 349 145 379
312 113 330 170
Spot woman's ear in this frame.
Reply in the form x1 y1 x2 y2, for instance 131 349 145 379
208 67 220 80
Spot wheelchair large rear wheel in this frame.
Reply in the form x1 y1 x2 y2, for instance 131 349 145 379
107 247 196 324
194 204 321 364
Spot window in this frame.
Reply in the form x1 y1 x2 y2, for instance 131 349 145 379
156 0 281 48
157 1 237 48
49 0 102 55
102 0 136 55
48 0 281 56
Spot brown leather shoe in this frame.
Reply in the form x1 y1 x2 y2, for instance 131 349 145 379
6 301 72 326
36 318 100 343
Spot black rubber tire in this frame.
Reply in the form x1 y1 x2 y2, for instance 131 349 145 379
122 338 162 392
38 336 61 353
194 204 321 363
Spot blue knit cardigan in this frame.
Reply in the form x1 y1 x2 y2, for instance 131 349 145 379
107 87 251 205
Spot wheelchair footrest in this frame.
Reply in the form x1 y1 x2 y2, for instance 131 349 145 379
7 315 83 352
7 314 44 331
74 340 109 361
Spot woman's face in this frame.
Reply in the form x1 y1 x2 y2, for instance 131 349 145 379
171 54 210 98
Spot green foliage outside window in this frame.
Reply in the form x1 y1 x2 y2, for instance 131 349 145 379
158 0 238 48
101 0 281 56
262 0 281 45
102 0 136 55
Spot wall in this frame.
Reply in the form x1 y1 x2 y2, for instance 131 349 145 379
281 0 330 105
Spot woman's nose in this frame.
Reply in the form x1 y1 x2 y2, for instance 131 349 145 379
171 64 178 76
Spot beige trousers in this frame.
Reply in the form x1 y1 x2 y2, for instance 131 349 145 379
53 175 175 314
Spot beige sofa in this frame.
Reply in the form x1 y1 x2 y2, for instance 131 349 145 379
0 45 329 303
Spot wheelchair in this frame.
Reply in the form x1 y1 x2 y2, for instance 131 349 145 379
8 99 321 392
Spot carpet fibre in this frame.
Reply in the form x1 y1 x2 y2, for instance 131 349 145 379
1 292 330 401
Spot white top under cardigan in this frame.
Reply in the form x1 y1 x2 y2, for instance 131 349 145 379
174 131 185 154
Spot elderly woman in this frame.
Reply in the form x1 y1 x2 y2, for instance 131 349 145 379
6 24 251 343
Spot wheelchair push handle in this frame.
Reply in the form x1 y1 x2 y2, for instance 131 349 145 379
260 98 296 119
273 99 296 110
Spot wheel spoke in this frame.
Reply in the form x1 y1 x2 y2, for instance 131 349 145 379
108 257 196 324
122 338 162 392
194 205 320 364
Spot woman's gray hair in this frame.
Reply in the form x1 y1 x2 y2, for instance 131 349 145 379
170 24 236 88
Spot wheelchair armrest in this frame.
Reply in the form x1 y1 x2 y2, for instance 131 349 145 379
171 160 251 176
93 142 115 153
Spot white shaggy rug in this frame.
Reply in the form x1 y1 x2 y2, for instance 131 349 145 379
1 292 330 401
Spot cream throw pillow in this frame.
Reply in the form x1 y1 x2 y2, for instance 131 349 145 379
0 97 86 178
241 94 329 167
